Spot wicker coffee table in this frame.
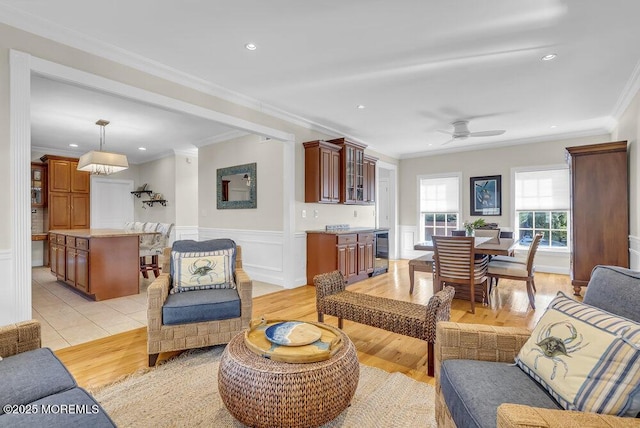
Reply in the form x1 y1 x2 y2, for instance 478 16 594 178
218 327 359 428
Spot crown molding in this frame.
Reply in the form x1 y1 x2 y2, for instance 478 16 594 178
172 148 199 158
611 58 640 119
193 130 250 147
0 4 355 146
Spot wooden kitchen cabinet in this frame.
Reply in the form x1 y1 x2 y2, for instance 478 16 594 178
64 237 89 292
307 230 377 285
328 138 366 204
41 155 90 230
363 155 377 204
50 233 66 281
357 233 375 275
304 140 341 203
566 141 629 296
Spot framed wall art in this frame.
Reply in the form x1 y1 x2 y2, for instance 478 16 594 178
470 175 501 216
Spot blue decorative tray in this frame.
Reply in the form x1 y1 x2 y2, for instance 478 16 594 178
265 321 322 346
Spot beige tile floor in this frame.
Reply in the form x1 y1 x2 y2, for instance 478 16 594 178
31 267 284 350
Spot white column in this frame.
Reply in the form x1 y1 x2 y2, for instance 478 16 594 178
10 49 32 322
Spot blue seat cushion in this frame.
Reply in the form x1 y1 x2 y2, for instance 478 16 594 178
0 348 76 413
0 388 116 428
441 359 562 428
162 288 241 325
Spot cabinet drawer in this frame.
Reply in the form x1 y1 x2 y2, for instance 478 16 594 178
75 238 89 250
358 233 374 243
66 236 75 247
57 234 66 244
336 234 357 245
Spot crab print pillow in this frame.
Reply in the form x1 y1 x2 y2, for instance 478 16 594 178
515 292 640 417
170 249 235 293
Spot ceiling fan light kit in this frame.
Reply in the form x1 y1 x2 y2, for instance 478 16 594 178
441 120 506 145
77 119 129 175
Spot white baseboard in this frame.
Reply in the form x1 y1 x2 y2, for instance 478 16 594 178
630 235 640 270
198 228 306 288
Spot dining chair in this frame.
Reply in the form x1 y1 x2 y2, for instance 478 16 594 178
473 228 500 244
432 236 489 314
486 233 542 309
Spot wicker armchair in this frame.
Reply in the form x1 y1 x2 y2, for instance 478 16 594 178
147 245 252 366
0 320 41 358
435 265 640 427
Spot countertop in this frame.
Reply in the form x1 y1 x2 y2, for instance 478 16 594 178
31 233 48 241
48 229 157 238
306 227 388 235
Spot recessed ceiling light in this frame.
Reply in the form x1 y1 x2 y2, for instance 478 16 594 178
356 105 366 109
245 43 257 51
138 147 147 151
550 125 558 129
541 53 557 61
69 143 78 148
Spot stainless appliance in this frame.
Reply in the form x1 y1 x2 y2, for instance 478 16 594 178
372 229 389 276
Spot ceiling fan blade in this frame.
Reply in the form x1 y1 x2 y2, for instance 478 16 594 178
441 137 456 146
468 130 505 137
436 129 453 136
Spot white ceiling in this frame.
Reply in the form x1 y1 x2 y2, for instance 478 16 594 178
3 0 640 160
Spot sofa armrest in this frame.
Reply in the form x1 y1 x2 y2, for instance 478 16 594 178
147 273 171 330
497 404 637 428
435 322 531 382
0 320 41 358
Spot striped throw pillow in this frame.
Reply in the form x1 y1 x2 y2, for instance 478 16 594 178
515 292 640 417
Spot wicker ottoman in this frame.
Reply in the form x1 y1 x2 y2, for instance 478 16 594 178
218 329 359 428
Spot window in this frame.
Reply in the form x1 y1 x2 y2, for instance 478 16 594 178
419 175 460 240
514 168 570 248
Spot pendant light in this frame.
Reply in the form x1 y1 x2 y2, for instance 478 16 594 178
77 119 129 175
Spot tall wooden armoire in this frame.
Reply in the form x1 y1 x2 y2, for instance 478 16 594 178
565 141 628 296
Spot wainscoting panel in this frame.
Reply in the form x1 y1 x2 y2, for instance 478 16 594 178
0 249 17 325
174 226 198 242
399 225 424 260
198 228 305 288
630 235 640 270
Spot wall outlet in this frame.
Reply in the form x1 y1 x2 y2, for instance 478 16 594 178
301 209 306 218
314 210 319 218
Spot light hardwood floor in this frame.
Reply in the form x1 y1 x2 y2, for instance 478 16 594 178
55 260 575 388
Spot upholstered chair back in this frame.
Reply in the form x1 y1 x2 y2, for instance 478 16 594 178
583 265 640 322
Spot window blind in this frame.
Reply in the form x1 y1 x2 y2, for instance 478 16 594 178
420 176 459 212
515 168 570 210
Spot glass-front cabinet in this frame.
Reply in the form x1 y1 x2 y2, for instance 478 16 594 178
329 137 368 204
31 162 46 207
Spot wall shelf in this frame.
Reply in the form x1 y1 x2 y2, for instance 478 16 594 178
142 199 167 207
131 190 153 198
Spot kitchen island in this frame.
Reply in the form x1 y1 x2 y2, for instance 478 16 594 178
49 229 153 301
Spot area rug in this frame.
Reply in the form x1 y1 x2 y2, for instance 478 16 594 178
91 345 436 427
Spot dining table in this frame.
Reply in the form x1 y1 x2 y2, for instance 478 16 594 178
413 237 517 257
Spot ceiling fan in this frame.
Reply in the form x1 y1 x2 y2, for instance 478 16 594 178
440 120 505 145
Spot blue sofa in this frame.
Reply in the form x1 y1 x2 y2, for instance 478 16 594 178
0 320 115 427
434 265 640 427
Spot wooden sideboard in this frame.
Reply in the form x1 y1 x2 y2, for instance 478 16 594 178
49 229 145 300
566 141 629 295
306 229 376 285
